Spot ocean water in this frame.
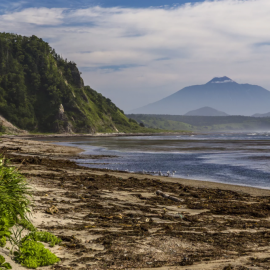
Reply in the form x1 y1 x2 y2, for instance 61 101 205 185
48 133 270 189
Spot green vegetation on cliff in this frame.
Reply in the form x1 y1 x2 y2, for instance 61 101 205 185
0 32 145 133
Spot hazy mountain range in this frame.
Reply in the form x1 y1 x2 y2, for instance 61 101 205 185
185 106 228 116
252 112 270 117
129 77 270 116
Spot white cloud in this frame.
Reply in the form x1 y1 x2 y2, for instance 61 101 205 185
0 1 270 110
1 7 65 25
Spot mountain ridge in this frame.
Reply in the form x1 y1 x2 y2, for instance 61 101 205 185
185 106 229 116
253 112 270 118
207 76 235 84
129 77 270 116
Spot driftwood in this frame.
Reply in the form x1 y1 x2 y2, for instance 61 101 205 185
156 190 183 202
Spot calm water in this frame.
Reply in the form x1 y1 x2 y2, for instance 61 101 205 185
47 133 270 189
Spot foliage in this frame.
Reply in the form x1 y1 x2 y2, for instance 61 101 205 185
17 219 36 232
0 157 31 231
0 123 5 133
0 32 143 133
14 240 60 269
0 157 61 268
0 237 6 248
21 231 62 247
0 255 12 270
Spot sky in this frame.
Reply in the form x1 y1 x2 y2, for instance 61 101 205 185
0 0 270 111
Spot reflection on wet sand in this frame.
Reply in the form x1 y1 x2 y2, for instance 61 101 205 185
45 134 270 189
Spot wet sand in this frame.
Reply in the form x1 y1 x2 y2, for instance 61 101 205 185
1 137 270 270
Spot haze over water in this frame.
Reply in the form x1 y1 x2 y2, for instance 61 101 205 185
53 133 270 189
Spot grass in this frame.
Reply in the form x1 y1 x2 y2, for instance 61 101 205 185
0 157 62 269
0 158 32 224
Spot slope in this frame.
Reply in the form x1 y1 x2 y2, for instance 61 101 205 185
185 106 229 116
0 33 142 133
253 112 270 117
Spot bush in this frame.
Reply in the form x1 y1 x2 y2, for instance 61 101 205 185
0 157 61 268
15 240 60 269
0 255 11 270
0 122 5 133
0 237 6 248
128 118 136 124
17 219 36 232
21 231 62 247
0 158 32 223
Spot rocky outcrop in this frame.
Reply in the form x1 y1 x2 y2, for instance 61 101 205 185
54 104 74 133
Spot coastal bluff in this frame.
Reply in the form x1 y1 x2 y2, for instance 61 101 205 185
0 33 142 134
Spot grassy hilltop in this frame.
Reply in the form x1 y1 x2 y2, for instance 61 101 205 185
0 33 148 134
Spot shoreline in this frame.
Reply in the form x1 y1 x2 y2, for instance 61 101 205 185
15 134 270 196
92 170 270 197
37 136 270 196
4 131 194 140
1 137 270 269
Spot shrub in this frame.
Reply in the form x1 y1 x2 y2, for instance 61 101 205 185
0 157 61 268
0 158 32 223
0 122 5 133
21 231 62 247
17 219 36 232
15 240 60 269
128 118 137 124
0 237 6 248
0 255 12 270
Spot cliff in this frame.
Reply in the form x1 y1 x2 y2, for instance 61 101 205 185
0 33 141 133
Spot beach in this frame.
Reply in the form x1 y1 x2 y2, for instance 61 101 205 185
1 136 270 270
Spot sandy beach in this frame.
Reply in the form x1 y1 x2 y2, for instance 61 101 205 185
1 136 270 270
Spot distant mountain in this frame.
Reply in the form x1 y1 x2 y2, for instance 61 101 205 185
185 106 228 116
0 33 143 133
253 112 270 117
129 76 270 116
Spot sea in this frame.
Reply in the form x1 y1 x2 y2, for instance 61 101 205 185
44 133 270 190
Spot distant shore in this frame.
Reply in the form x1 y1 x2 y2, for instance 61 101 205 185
6 131 194 140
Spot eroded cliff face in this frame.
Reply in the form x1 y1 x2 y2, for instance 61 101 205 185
54 104 73 133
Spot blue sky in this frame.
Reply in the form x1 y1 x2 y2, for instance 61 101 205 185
0 0 270 111
1 0 203 10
